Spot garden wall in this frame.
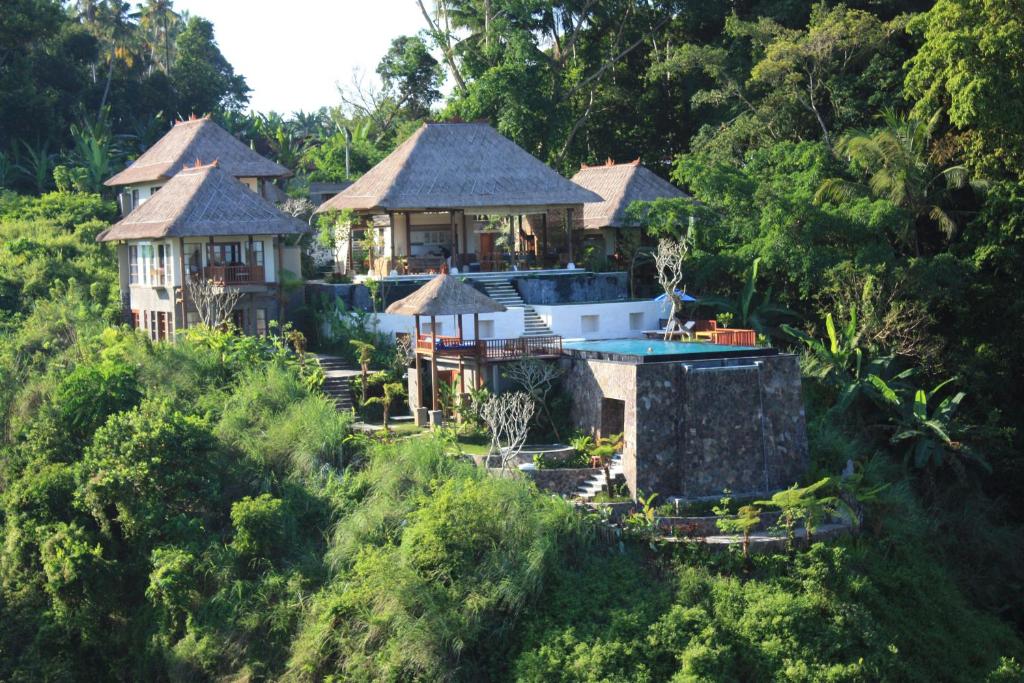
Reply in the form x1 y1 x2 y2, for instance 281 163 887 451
564 353 808 501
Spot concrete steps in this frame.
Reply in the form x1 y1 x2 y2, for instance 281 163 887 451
575 454 626 501
312 353 358 412
481 282 554 337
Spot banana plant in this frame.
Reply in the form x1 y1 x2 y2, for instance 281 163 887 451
15 140 53 194
699 258 797 335
866 375 987 473
782 306 864 406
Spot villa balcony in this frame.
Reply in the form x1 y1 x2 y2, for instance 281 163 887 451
414 334 563 361
191 265 265 285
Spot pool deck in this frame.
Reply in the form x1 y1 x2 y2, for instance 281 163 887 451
562 339 778 364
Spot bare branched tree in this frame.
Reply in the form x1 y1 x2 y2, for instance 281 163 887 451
187 279 243 328
655 237 693 340
481 392 535 471
504 358 563 440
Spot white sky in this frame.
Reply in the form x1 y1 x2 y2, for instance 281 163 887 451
174 0 433 114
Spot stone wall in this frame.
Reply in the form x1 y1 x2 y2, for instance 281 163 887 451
565 353 808 501
515 272 628 304
526 468 600 496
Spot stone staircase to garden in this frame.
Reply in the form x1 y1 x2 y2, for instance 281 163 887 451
313 353 358 412
575 454 626 501
480 281 554 337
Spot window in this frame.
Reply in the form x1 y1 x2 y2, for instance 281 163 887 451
230 309 245 331
255 309 267 335
130 310 140 329
210 242 242 266
252 240 264 266
581 315 599 334
131 188 139 209
148 310 158 340
421 320 442 336
477 320 495 338
629 312 644 331
155 244 167 285
128 246 139 284
186 311 199 327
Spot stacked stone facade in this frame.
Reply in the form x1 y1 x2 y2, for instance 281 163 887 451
564 353 808 501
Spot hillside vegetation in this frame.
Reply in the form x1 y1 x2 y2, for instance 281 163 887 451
3 0 1024 680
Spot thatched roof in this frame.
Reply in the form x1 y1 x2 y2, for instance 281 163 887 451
571 160 688 229
315 122 602 213
105 116 291 186
97 162 309 242
386 274 507 316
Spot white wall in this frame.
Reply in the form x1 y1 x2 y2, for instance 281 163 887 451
532 300 669 340
371 307 525 340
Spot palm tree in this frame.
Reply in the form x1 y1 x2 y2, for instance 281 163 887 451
95 1 140 118
135 0 181 74
815 109 969 256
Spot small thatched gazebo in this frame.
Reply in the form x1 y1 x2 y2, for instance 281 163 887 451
387 274 506 411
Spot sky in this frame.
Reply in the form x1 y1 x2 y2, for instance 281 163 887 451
174 0 433 114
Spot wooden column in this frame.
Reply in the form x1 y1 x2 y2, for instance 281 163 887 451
474 313 482 389
430 314 439 411
542 212 548 267
387 212 395 271
404 211 412 274
178 237 188 333
461 211 469 264
414 314 423 411
275 235 285 324
566 207 575 265
508 216 516 267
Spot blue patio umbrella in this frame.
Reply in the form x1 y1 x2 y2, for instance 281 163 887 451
654 289 697 303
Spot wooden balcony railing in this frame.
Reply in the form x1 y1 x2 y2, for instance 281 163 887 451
193 265 265 285
415 334 563 360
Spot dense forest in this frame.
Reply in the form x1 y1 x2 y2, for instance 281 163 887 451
2 0 1024 680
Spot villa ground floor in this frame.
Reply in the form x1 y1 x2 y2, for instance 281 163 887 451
124 284 288 339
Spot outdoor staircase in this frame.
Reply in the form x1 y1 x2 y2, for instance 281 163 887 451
480 281 554 337
575 454 626 501
313 353 357 412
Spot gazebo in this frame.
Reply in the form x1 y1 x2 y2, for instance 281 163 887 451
314 122 602 274
387 274 565 419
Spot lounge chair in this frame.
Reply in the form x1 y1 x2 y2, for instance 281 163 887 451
642 320 695 340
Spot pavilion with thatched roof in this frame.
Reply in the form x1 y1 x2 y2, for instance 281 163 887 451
105 114 291 215
314 121 602 275
570 159 689 257
386 274 561 415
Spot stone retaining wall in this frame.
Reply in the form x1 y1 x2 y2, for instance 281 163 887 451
526 468 600 496
565 353 808 501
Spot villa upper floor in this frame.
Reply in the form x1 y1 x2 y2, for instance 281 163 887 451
105 115 291 216
117 234 297 290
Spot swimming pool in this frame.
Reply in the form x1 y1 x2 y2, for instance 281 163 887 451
562 339 776 363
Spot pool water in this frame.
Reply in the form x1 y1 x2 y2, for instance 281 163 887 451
563 339 760 356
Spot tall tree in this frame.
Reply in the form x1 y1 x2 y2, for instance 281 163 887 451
904 0 1024 181
171 16 249 115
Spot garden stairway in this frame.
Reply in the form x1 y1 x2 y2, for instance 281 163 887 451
480 281 554 337
312 353 358 412
575 454 626 501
